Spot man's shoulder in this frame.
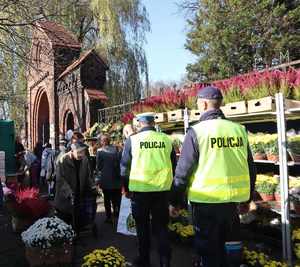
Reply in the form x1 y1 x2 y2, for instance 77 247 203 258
59 152 72 163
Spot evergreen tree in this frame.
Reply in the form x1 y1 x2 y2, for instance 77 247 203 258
183 0 300 82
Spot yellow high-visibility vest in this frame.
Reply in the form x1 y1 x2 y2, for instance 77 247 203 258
129 130 173 192
188 119 250 203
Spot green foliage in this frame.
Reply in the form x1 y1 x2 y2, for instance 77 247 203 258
275 184 281 194
264 138 279 156
0 0 150 129
91 0 150 104
184 0 300 82
172 138 183 152
185 95 197 110
293 88 300 101
222 87 244 104
243 86 271 101
250 143 265 155
255 181 277 195
288 136 300 155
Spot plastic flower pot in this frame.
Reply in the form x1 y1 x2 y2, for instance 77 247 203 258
267 154 279 162
259 193 275 202
253 153 267 160
25 242 73 267
274 193 281 202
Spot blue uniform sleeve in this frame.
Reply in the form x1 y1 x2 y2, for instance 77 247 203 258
170 147 177 176
120 138 132 191
247 144 257 201
171 128 199 206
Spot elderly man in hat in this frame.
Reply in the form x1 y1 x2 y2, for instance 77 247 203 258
121 113 177 267
170 86 256 267
55 141 95 230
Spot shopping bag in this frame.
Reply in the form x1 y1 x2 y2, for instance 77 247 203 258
117 196 136 236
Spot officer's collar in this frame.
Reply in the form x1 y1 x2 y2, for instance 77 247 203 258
139 126 156 133
199 109 225 121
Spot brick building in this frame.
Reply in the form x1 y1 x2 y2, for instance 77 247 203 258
27 21 108 149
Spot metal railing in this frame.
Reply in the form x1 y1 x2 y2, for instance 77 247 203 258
97 102 135 123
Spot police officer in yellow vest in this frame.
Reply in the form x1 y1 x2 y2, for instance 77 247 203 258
170 86 256 267
121 113 177 267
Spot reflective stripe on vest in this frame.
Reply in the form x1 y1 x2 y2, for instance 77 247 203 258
189 119 250 203
129 130 173 192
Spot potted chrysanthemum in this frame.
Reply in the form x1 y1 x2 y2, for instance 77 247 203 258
6 187 50 232
274 184 281 202
82 247 126 267
21 217 75 267
255 180 276 201
250 142 267 160
263 136 279 162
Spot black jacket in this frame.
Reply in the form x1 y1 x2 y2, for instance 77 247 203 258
171 109 257 206
96 145 122 190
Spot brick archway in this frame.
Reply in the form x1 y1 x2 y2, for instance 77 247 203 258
33 89 50 145
64 110 74 133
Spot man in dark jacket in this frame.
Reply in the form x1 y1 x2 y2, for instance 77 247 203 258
170 87 256 267
55 141 95 232
96 134 122 223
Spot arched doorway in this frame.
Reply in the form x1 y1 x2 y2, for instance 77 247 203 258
64 110 74 133
37 92 50 145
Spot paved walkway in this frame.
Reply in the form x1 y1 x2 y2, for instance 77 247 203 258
0 199 193 267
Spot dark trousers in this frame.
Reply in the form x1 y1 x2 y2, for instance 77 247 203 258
102 189 121 219
191 202 239 267
131 191 171 263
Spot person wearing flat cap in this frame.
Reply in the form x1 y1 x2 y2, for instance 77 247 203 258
170 86 256 267
54 140 95 232
120 112 177 267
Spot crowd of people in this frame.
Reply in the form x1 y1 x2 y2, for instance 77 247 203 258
13 129 128 225
4 86 256 267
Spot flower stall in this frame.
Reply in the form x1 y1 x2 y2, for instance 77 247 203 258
91 68 300 265
84 121 125 149
21 217 75 267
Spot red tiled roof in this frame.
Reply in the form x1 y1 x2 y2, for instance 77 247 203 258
57 49 108 80
85 89 108 102
36 21 81 49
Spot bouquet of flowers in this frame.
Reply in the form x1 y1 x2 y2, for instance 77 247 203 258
168 222 194 243
82 247 126 267
21 217 75 249
169 208 189 225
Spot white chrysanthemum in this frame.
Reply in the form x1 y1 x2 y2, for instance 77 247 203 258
21 217 75 248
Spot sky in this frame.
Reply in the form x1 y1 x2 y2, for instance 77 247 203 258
144 0 195 83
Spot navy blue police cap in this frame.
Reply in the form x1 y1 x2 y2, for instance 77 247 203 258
136 112 155 123
198 86 223 100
